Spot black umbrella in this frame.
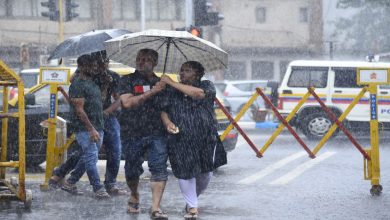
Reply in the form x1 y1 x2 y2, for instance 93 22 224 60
47 29 132 61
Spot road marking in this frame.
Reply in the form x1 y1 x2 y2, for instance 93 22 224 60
236 135 269 149
236 151 307 184
270 151 337 185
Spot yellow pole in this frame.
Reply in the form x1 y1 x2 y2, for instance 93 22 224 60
312 87 368 155
18 81 26 200
40 84 59 191
0 86 8 179
369 85 380 187
220 92 259 141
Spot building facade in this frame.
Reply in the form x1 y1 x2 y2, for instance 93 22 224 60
0 0 322 82
215 0 323 82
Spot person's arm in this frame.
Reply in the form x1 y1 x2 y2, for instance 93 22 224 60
70 70 80 83
160 75 205 99
121 81 166 109
161 111 177 134
71 97 101 142
103 92 121 115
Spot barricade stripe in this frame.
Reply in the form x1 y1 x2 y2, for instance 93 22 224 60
236 151 307 184
270 152 337 185
215 98 262 158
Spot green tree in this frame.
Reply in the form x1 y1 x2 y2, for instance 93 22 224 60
333 0 390 56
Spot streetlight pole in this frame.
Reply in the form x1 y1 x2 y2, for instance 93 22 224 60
141 0 145 31
58 0 64 43
185 0 193 30
329 41 333 60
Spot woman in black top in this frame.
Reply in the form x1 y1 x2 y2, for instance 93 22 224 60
160 61 227 219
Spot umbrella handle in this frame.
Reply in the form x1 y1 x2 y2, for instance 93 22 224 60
162 37 172 74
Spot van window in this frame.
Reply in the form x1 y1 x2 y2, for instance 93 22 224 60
287 67 328 88
333 68 366 88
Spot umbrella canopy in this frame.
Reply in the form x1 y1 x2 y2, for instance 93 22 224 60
47 29 132 60
104 29 228 74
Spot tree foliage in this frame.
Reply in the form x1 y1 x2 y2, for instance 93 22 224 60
333 0 390 56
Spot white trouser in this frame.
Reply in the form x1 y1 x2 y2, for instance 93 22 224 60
178 145 216 208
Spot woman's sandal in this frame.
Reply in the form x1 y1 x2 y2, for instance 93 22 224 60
184 212 198 219
61 184 84 196
150 210 168 220
127 201 140 213
94 189 110 199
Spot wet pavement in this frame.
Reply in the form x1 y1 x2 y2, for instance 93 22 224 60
2 131 390 219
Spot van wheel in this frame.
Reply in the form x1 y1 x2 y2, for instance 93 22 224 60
301 112 339 140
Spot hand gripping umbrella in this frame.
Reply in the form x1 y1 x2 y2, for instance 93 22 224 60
104 29 228 73
47 29 132 61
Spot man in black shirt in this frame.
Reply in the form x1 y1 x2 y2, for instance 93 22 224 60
119 49 168 219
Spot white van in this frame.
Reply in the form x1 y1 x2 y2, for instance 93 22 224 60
278 60 390 140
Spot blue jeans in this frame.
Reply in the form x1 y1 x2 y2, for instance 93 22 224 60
122 135 168 182
54 118 121 189
103 118 122 189
67 130 104 192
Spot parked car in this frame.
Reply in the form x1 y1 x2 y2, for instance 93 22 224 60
214 80 270 118
278 60 390 140
1 69 238 167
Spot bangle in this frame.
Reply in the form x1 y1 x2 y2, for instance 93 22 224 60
140 94 145 100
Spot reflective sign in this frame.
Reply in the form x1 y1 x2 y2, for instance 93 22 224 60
371 94 377 120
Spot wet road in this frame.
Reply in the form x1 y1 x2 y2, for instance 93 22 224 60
2 129 390 219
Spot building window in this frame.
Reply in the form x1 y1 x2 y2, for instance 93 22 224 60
10 0 58 18
145 0 183 21
299 8 308 23
255 7 266 23
75 0 92 18
12 0 33 17
113 0 183 21
252 61 274 80
0 0 6 16
225 61 246 80
279 61 290 82
113 0 137 20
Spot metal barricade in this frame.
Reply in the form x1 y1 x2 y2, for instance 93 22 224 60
0 60 32 209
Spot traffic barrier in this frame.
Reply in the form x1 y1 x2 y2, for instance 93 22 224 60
40 85 76 190
256 88 315 158
39 68 71 191
251 66 386 196
307 87 370 159
0 60 32 209
215 97 262 158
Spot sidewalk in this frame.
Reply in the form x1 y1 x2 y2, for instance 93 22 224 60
234 113 279 130
8 161 150 182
